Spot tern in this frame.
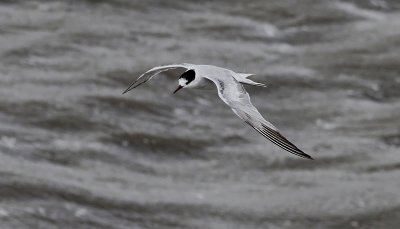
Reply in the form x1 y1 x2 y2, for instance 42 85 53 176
123 63 313 159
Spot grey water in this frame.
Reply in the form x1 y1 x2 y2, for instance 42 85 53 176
0 0 400 228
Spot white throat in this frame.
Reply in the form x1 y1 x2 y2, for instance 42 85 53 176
178 78 188 87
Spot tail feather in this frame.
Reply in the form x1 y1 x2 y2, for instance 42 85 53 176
235 73 267 87
237 73 254 78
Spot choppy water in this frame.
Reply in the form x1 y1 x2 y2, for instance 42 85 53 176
1 0 400 228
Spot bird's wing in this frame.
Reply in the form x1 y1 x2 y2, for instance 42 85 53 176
122 63 192 94
204 74 313 159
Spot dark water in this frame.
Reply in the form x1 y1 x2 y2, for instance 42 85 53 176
1 0 400 228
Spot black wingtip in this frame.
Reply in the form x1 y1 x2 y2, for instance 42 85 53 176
122 86 132 95
122 79 148 95
122 88 129 95
256 123 314 160
301 153 314 160
296 148 314 160
122 84 135 94
288 147 314 160
292 149 313 160
122 81 138 95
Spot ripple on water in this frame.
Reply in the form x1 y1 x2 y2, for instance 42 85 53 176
80 95 171 116
102 132 213 160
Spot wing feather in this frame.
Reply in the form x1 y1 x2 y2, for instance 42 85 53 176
122 63 192 94
204 74 312 160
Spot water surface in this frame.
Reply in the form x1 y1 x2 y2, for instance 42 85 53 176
0 0 400 228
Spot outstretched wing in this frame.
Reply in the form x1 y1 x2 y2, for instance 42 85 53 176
122 63 192 94
204 74 313 160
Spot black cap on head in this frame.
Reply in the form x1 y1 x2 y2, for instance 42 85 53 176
173 69 195 94
180 69 195 84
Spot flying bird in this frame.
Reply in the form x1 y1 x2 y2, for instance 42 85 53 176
123 63 313 160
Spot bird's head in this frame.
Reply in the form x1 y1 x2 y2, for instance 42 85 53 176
173 69 195 94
